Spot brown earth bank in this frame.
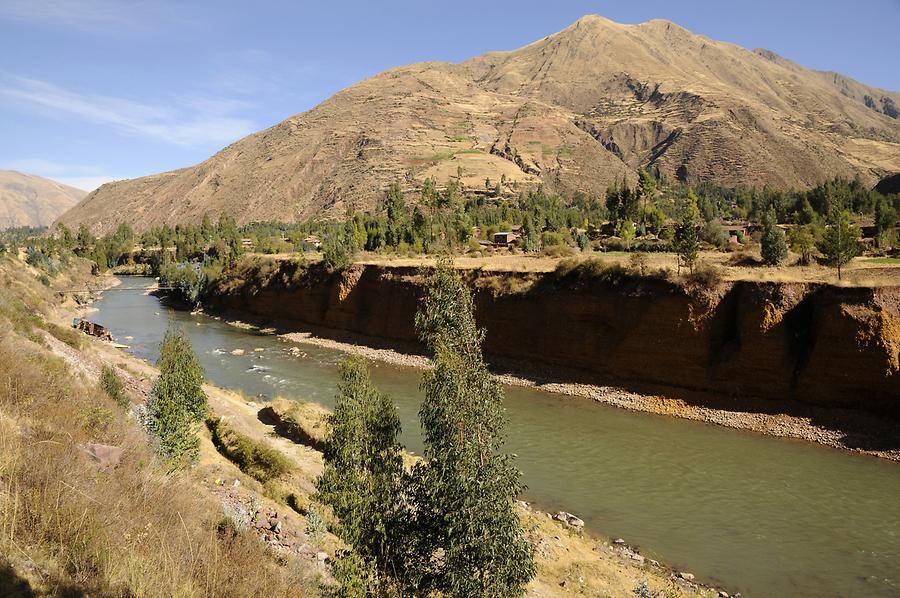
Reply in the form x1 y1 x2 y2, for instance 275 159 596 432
204 258 900 425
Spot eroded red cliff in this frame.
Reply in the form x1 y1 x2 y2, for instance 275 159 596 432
206 261 899 417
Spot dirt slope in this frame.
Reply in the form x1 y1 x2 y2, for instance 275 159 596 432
0 170 84 229
60 15 900 233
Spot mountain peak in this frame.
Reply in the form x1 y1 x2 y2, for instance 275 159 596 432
57 17 900 233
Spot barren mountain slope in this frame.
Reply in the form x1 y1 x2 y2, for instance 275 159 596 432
0 170 85 229
463 16 900 187
60 15 900 233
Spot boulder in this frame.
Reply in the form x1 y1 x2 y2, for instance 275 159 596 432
82 443 123 468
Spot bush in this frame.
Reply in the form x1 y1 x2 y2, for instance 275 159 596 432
628 252 650 276
542 244 575 258
100 365 129 409
554 257 628 285
207 417 292 482
46 322 84 350
702 219 730 249
761 211 788 265
683 262 725 288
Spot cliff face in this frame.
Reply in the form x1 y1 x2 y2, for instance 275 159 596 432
206 263 899 417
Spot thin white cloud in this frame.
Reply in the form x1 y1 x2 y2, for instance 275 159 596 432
0 0 147 31
0 76 256 147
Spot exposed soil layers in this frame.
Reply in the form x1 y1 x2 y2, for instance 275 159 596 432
206 262 899 427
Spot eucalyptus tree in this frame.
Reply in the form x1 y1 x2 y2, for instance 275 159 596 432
409 258 535 597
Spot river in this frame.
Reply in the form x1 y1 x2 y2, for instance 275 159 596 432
91 277 900 597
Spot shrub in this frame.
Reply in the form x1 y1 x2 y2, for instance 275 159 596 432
540 231 565 247
542 244 576 258
702 219 730 249
100 365 129 409
683 262 725 288
761 210 788 265
628 252 650 276
554 257 628 285
46 322 84 349
207 417 292 482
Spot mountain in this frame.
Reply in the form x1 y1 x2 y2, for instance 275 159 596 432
0 170 85 229
60 15 900 233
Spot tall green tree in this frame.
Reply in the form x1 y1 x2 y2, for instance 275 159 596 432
788 224 817 266
322 222 357 271
409 258 535 597
147 329 207 465
317 357 406 595
383 183 408 248
673 194 701 275
760 208 788 265
818 210 861 280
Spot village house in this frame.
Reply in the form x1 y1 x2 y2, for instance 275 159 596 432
493 231 519 246
303 235 322 249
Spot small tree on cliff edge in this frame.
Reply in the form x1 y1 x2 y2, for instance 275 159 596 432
761 208 788 266
409 257 535 597
316 356 406 594
147 328 207 465
818 209 861 280
673 193 700 275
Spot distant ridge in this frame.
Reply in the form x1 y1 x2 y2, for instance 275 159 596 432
59 14 900 233
0 170 85 229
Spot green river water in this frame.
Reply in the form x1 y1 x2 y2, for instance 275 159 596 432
91 277 900 597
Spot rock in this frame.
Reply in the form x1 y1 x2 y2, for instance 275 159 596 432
718 591 730 597
273 520 283 534
316 551 328 562
629 554 645 565
566 515 585 528
678 572 695 581
232 479 240 487
554 511 568 522
230 349 245 355
253 347 265 352
613 538 626 545
649 559 660 567
82 443 123 468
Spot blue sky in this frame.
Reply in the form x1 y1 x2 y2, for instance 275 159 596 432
1 0 898 191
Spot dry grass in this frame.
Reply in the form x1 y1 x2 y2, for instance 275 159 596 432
356 250 900 286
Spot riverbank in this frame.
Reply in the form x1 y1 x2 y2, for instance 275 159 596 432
210 317 900 463
205 259 900 421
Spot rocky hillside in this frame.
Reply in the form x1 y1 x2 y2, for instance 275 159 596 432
0 170 84 229
60 15 900 233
